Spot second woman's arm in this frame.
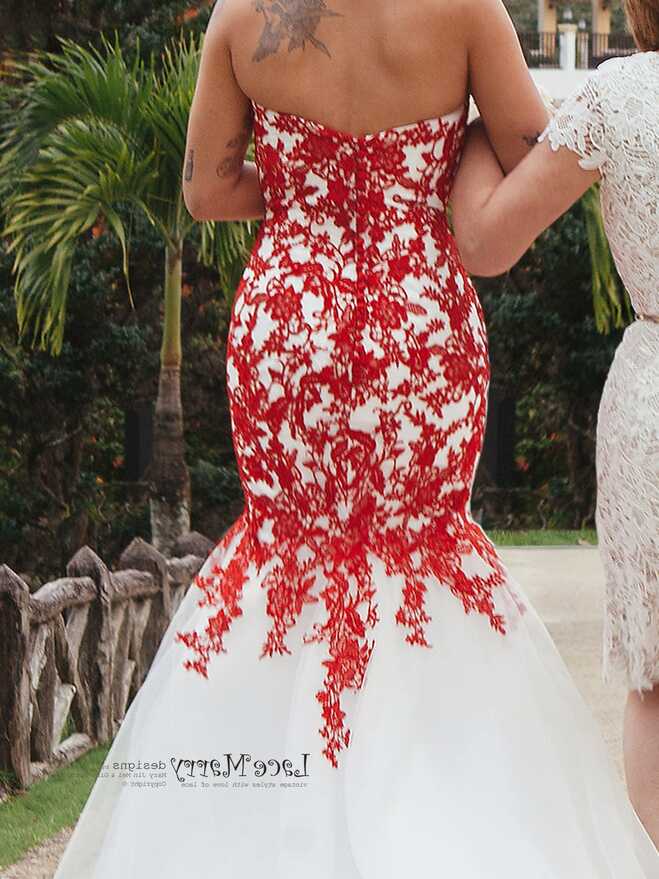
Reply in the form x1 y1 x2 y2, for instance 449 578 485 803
449 120 601 276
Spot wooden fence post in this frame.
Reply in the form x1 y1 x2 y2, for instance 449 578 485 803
0 566 32 788
66 547 115 745
118 538 170 687
0 533 208 792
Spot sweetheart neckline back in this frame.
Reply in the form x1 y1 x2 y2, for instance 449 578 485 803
249 98 467 141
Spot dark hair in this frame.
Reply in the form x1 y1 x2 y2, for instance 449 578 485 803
624 0 659 50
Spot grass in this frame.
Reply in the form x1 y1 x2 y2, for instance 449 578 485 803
489 529 598 546
0 744 110 870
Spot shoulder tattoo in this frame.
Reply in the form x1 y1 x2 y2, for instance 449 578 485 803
252 0 342 62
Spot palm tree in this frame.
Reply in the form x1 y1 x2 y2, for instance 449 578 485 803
0 32 256 554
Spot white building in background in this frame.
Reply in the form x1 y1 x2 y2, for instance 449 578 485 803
523 0 637 99
530 32 592 100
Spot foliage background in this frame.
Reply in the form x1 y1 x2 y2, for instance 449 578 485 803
471 207 623 531
0 0 630 52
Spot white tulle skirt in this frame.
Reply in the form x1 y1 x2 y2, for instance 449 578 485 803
52 522 659 878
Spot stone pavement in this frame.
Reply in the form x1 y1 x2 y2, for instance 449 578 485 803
499 544 627 782
1 545 628 878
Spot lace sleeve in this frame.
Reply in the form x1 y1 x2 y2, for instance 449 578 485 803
538 59 622 173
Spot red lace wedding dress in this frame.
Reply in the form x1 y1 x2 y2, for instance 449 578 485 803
53 98 659 878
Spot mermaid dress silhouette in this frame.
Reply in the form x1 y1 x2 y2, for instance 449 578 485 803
52 97 659 878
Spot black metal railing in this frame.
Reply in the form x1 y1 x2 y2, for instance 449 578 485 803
519 30 638 70
518 31 561 68
588 32 637 68
576 31 590 70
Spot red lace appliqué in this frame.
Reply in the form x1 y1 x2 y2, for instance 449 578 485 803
175 101 525 769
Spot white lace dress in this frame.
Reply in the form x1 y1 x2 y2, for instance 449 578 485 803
540 51 659 692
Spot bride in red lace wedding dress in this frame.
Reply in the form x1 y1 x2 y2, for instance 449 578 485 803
52 1 659 876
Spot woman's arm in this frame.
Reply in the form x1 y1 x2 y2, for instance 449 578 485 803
449 120 601 276
182 0 264 222
466 0 551 173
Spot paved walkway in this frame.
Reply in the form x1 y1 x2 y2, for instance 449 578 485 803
1 545 628 878
499 545 627 781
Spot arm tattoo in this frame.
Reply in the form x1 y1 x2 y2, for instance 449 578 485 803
522 131 542 147
252 0 342 62
184 148 195 182
216 107 253 179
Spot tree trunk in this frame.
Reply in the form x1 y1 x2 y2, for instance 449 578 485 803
147 239 191 555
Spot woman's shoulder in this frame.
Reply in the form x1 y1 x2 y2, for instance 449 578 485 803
587 51 659 130
539 51 658 170
591 50 659 89
561 50 659 123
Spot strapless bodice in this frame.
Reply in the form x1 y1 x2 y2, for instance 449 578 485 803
250 99 468 223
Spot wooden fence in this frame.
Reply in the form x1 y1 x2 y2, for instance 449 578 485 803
0 530 215 792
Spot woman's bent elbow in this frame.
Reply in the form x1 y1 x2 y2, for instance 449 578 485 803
183 189 208 221
453 225 477 270
454 229 518 277
462 252 514 277
453 230 496 276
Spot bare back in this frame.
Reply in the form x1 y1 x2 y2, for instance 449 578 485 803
226 0 469 135
182 0 550 220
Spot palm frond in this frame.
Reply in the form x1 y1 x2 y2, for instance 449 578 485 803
3 115 158 353
1 30 257 356
140 31 203 235
143 30 259 293
0 32 152 206
581 184 632 334
198 215 258 302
